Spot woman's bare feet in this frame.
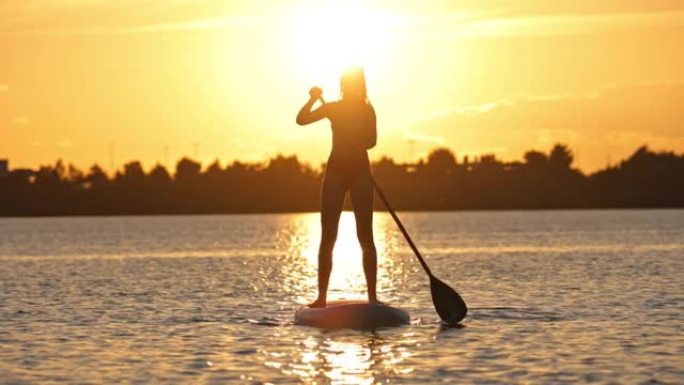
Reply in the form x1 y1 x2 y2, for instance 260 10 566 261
307 298 327 308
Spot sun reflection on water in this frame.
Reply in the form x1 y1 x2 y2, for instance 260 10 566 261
286 212 401 303
276 334 415 385
264 213 416 383
262 212 417 384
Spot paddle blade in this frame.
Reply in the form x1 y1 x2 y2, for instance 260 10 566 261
430 275 468 324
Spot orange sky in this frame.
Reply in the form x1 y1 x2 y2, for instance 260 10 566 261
1 0 683 172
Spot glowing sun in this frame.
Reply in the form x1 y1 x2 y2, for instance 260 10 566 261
286 3 396 92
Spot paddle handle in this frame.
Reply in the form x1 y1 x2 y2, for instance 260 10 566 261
371 177 433 277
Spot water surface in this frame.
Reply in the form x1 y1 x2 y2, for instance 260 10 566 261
1 210 683 384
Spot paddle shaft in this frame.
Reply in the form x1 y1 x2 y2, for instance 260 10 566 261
371 177 433 277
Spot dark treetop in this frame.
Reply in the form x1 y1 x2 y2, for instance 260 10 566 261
1 144 683 216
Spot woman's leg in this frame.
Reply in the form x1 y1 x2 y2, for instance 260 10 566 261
350 172 379 303
310 171 346 308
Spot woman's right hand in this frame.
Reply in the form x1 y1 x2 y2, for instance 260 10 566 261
297 87 328 125
309 86 323 101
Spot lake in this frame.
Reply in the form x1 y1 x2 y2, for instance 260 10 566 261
1 210 682 384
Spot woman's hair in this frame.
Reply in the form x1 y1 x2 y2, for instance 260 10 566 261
340 66 368 104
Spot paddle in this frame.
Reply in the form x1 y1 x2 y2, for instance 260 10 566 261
371 178 468 324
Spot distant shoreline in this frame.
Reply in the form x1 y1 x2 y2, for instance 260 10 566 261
2 144 683 216
1 206 682 219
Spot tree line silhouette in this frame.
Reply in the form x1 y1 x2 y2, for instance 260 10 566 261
0 144 682 216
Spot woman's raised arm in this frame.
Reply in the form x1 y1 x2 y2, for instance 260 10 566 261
296 87 329 125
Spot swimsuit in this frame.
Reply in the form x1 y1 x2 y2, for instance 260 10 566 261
319 102 375 241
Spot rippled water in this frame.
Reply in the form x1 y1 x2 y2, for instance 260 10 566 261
0 210 683 384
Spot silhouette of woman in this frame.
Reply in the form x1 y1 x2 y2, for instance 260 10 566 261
296 67 378 308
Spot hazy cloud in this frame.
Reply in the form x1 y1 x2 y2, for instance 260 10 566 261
11 116 31 125
56 140 74 148
1 0 683 37
0 15 269 36
30 139 74 148
412 82 684 170
404 131 444 145
0 1 271 36
409 1 684 18
399 11 684 42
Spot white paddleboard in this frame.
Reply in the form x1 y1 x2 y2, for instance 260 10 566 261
294 300 410 329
